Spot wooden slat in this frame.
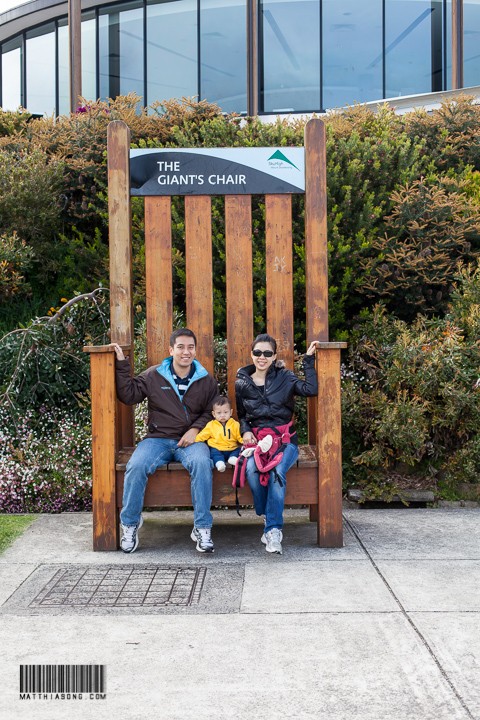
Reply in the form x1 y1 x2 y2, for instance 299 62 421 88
107 120 134 453
145 196 173 366
265 194 294 370
225 195 254 412
90 352 118 551
316 347 344 547
185 196 214 375
305 118 329 445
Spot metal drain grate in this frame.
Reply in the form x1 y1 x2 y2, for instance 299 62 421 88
29 566 207 608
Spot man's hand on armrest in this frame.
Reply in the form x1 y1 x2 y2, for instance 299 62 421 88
109 343 125 361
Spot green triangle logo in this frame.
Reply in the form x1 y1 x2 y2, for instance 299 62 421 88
267 150 299 170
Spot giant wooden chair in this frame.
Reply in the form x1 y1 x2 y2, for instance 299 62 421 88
84 117 346 551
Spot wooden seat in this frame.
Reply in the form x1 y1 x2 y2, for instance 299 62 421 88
114 445 319 507
85 117 346 551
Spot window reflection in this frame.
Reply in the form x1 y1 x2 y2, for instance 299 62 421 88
146 0 197 106
464 0 480 87
1 41 22 110
58 21 69 115
99 2 144 102
261 0 320 113
323 0 383 108
386 0 443 97
200 0 247 114
82 16 97 102
26 25 56 115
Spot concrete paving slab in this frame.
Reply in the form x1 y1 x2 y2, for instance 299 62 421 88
410 612 480 719
344 508 480 560
0 563 38 605
0 614 471 720
0 510 363 565
375 560 480 612
241 560 399 613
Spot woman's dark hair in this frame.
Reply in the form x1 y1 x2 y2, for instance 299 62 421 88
251 333 277 353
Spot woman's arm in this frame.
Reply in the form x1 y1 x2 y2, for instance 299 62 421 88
293 341 319 397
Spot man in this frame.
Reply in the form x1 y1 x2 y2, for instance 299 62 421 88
110 328 218 553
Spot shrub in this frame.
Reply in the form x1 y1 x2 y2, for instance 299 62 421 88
361 175 480 319
0 289 109 415
342 265 480 499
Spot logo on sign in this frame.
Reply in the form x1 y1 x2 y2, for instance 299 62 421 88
267 150 300 171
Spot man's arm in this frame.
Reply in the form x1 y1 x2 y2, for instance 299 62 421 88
110 343 149 405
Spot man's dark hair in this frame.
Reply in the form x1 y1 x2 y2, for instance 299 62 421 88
251 333 277 353
169 328 197 347
212 395 231 409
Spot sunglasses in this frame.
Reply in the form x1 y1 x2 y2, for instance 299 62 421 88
252 349 275 358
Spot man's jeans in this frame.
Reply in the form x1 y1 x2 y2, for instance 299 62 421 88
120 438 213 528
245 442 299 533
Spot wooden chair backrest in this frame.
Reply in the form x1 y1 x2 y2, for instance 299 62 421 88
107 118 329 431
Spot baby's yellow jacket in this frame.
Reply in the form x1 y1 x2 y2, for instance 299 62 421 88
195 418 243 451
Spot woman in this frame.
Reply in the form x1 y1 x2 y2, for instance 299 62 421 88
235 334 319 555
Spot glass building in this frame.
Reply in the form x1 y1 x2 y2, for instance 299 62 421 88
1 0 479 117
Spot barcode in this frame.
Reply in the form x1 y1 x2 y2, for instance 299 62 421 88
19 665 106 694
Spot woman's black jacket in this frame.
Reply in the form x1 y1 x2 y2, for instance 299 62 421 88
235 355 318 437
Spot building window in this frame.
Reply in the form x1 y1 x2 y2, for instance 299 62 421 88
99 1 144 101
260 0 320 113
200 0 247 114
322 0 383 109
26 23 56 115
1 38 22 110
146 0 197 106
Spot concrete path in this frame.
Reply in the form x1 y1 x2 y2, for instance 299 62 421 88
0 507 479 720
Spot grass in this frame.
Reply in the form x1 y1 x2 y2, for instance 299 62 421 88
0 514 36 554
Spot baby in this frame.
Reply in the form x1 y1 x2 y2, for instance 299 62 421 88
195 395 243 472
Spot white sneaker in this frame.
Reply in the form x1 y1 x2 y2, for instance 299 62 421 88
264 528 283 554
227 456 238 467
215 461 226 472
261 525 283 545
120 515 143 553
258 434 273 453
191 527 214 553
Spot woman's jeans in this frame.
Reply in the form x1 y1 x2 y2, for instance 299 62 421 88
120 438 213 528
245 443 299 533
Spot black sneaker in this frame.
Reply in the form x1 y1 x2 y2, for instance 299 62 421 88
120 516 143 553
190 527 214 553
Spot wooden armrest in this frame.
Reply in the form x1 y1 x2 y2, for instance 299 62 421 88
315 342 347 350
83 344 132 354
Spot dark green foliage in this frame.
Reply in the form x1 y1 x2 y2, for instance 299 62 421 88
0 290 109 420
0 232 35 301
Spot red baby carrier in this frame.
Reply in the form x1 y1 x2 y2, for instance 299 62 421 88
231 421 295 515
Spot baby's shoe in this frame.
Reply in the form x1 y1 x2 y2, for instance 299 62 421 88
227 456 238 467
258 434 273 453
215 461 226 472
